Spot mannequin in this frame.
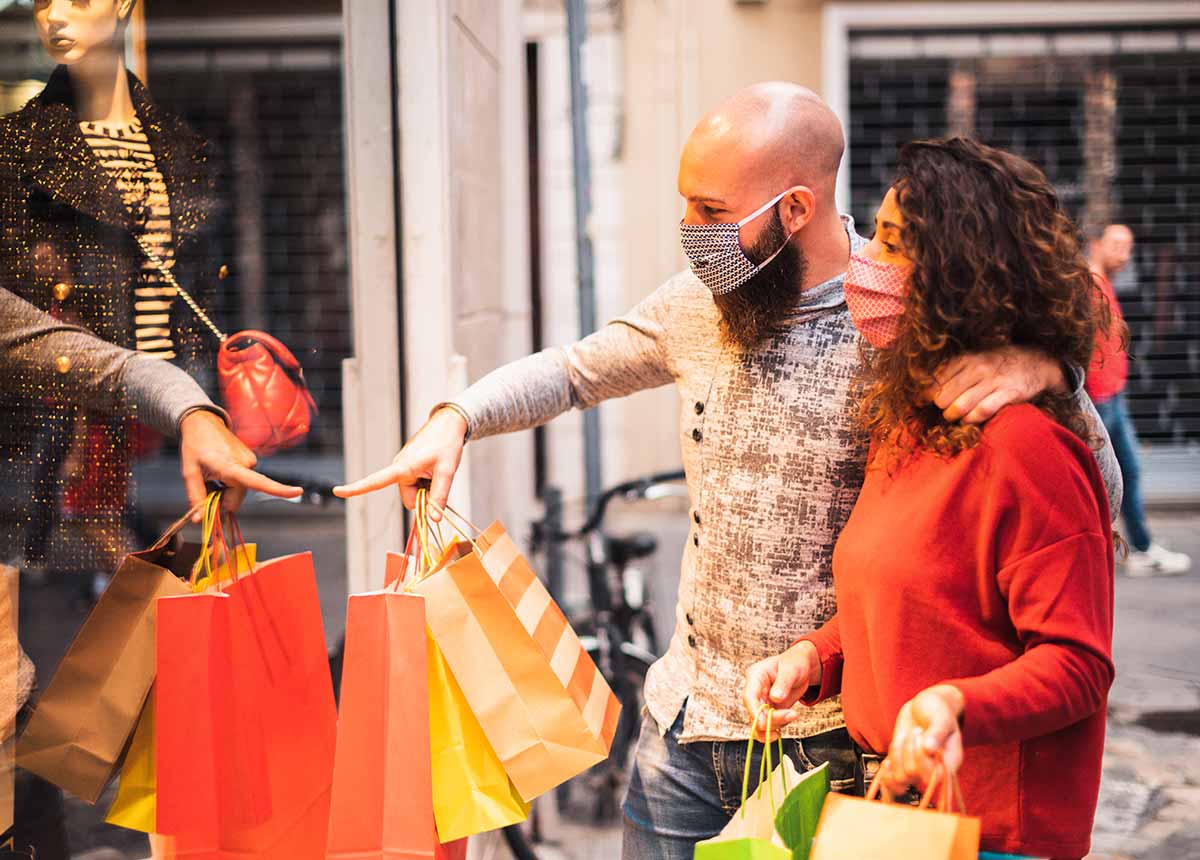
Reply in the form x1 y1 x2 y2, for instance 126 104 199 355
0 0 222 577
0 2 221 855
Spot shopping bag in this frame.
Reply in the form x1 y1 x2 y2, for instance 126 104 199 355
774 763 829 860
15 506 199 803
0 564 23 833
157 495 337 859
326 588 442 860
426 619 530 841
411 493 620 802
695 710 797 860
106 543 257 835
104 686 158 832
809 764 980 860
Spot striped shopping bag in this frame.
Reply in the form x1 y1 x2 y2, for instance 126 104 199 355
411 494 620 802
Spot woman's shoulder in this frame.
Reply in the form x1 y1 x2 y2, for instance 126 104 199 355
976 403 1108 522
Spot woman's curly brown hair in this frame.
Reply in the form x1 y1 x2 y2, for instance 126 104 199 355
860 137 1117 458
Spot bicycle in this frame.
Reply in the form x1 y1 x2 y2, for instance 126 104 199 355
502 469 687 858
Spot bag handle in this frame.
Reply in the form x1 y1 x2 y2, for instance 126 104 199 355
864 758 966 813
146 497 210 553
737 704 789 820
189 491 253 591
133 234 227 343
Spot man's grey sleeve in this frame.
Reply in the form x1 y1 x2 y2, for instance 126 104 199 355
1077 389 1123 523
1 287 226 437
445 286 675 441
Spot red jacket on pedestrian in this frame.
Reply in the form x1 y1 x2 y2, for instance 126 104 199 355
1085 271 1129 404
801 404 1115 860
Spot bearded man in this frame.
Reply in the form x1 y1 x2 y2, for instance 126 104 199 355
337 83 1119 859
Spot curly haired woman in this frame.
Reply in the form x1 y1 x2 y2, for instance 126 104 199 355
742 138 1118 860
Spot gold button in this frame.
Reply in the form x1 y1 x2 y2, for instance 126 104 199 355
53 282 71 301
55 355 72 374
218 265 229 280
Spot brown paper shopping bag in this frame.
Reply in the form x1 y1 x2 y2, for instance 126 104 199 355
410 492 621 802
810 764 980 860
15 507 199 803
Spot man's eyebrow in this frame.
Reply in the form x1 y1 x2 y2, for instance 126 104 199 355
692 196 727 205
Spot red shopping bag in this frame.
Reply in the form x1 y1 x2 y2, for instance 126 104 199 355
157 535 337 859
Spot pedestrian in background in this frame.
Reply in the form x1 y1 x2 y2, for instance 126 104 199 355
1087 224 1191 576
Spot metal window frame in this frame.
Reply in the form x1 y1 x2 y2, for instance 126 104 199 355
821 1 1200 210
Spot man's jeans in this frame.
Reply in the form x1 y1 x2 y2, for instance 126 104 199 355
1095 393 1152 551
622 707 856 860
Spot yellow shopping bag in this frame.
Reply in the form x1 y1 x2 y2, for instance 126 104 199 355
427 628 530 841
105 687 157 831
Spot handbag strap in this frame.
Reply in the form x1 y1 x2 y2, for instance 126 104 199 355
133 234 227 343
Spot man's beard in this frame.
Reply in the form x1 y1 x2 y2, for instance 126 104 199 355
713 210 808 350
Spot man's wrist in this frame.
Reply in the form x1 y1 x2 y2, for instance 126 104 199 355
177 405 230 437
432 403 472 442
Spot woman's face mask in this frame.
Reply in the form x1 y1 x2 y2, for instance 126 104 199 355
844 252 911 349
846 187 913 349
679 189 795 296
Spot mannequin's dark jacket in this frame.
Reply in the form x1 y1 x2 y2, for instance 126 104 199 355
0 65 224 373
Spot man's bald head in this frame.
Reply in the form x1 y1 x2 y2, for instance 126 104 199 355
679 82 845 208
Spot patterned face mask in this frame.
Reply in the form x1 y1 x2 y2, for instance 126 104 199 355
844 252 911 349
679 190 795 296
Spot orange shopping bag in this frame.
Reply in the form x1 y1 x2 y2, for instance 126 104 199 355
326 581 464 860
410 492 620 802
810 764 980 860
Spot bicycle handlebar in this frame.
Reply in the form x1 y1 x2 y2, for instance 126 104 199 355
537 469 686 542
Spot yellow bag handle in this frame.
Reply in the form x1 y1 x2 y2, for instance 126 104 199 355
738 704 789 820
189 490 253 591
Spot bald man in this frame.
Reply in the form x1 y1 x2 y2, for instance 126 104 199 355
338 84 1108 857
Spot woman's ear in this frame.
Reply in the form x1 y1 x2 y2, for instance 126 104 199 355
118 0 138 27
779 186 818 234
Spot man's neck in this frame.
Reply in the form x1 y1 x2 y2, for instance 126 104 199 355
1088 259 1110 281
68 50 136 125
798 211 851 292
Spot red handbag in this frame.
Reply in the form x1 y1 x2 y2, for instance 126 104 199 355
218 330 317 455
135 239 316 455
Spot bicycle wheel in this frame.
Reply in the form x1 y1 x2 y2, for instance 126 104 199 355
502 821 541 860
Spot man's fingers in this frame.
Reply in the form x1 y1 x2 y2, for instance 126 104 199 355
961 389 1017 425
214 463 303 499
932 355 970 389
429 462 458 522
333 464 405 498
221 485 248 513
941 380 992 422
182 466 208 522
770 661 803 705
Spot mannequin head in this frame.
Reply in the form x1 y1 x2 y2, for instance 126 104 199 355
33 0 137 66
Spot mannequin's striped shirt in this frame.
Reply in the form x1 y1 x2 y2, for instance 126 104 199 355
80 117 177 360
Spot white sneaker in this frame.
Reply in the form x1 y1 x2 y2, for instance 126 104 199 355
1124 543 1192 577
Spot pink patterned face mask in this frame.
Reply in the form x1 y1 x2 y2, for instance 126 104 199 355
844 252 911 349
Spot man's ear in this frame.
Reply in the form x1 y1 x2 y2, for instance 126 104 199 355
779 186 817 234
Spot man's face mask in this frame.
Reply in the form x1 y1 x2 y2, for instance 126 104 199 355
844 252 911 349
680 190 795 296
